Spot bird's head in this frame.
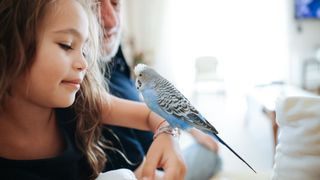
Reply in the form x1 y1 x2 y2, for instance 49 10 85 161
134 63 158 91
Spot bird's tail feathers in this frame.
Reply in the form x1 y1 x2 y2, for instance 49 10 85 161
212 133 257 173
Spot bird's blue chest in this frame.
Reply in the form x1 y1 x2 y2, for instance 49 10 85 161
141 88 158 110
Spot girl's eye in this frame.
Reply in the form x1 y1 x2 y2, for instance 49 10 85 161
58 43 72 51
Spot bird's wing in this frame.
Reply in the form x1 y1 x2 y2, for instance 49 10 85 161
155 78 218 134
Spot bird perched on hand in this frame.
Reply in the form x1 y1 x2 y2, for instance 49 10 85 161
134 63 256 173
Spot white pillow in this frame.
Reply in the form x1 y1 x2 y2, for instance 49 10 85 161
96 169 137 180
272 96 320 180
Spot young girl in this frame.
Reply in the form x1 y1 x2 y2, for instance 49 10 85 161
0 0 185 180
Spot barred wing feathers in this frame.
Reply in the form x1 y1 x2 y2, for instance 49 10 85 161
154 78 218 134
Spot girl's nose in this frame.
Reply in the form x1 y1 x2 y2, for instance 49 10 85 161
74 54 88 72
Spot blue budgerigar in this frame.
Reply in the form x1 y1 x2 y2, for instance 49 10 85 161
134 64 256 173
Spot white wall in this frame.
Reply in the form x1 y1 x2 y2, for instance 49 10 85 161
122 0 174 81
166 0 290 98
122 0 320 96
286 0 320 87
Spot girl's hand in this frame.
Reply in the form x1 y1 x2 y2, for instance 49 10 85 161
141 134 186 180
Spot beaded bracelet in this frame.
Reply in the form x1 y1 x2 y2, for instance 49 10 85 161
154 119 167 132
153 124 181 139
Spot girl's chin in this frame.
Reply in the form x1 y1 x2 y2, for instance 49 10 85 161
56 96 76 108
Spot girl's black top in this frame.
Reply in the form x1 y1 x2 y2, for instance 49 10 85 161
0 108 92 180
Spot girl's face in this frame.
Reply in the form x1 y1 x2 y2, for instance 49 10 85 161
12 0 89 108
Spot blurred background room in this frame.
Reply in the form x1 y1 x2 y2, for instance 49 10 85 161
119 0 320 179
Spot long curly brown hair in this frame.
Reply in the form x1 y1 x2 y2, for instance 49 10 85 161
0 0 107 179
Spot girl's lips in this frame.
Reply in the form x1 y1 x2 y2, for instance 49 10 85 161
62 79 81 84
61 80 81 89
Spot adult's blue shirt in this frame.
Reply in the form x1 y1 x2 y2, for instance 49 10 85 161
102 46 153 171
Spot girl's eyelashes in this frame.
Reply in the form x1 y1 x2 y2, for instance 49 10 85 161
58 42 88 58
58 43 73 51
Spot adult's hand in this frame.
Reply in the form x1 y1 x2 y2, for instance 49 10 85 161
189 128 219 152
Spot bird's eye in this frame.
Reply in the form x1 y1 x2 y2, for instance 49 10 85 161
139 74 142 77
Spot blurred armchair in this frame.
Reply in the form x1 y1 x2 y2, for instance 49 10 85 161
192 56 225 102
302 58 320 94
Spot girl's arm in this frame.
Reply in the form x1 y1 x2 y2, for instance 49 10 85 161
101 92 164 132
101 92 186 179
